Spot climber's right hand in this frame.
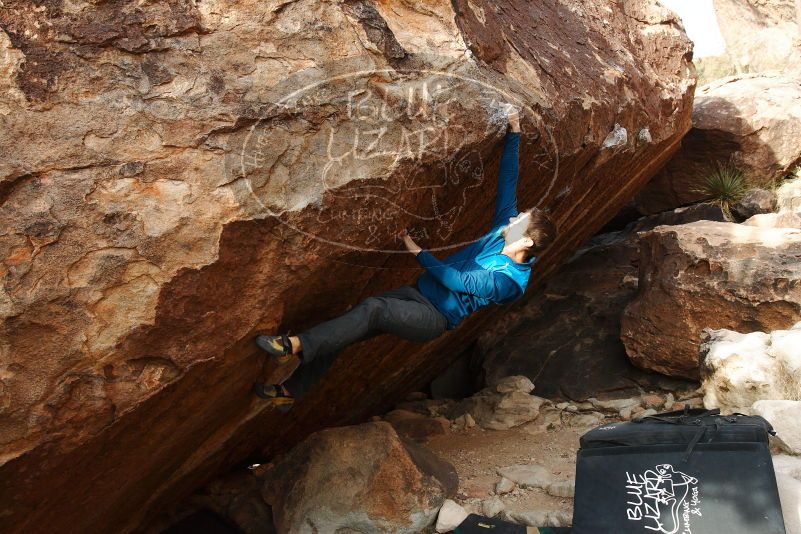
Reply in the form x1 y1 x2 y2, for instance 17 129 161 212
506 106 520 133
399 229 422 256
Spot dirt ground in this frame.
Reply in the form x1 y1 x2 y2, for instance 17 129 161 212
426 417 621 516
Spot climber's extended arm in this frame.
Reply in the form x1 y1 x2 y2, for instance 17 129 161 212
415 250 520 301
490 130 521 228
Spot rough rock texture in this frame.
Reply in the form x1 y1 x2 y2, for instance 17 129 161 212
621 221 801 378
474 204 723 400
497 464 554 490
745 210 801 229
700 322 801 412
261 421 457 534
435 500 470 534
502 509 573 528
383 409 450 443
495 375 535 394
496 463 574 499
753 400 801 454
482 496 505 517
696 0 801 83
732 188 779 221
0 1 694 531
778 174 801 213
746 174 801 229
636 74 801 214
453 376 546 430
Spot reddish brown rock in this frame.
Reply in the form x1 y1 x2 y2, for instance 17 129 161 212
0 1 694 531
636 75 801 214
261 421 457 534
641 394 664 410
621 220 801 378
384 409 450 443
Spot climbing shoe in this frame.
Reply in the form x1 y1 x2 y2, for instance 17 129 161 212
255 334 298 366
252 382 294 413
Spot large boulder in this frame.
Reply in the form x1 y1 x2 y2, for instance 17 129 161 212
696 0 801 83
261 421 457 534
753 400 801 454
636 75 801 214
0 1 695 531
475 204 723 400
621 221 801 378
700 322 801 412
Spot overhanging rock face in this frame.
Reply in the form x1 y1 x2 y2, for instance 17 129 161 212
0 1 694 531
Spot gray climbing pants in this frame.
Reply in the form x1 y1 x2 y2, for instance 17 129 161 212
283 285 448 399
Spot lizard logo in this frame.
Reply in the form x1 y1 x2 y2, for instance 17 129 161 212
625 463 702 533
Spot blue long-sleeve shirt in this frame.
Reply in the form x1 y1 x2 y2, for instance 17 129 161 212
415 131 534 329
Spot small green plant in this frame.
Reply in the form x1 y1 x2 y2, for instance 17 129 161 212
766 175 783 193
692 162 747 220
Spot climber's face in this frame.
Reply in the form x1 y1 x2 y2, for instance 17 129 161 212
502 211 534 251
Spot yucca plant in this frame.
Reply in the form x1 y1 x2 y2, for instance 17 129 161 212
692 162 747 220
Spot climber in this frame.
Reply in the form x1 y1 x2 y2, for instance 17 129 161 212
252 107 557 411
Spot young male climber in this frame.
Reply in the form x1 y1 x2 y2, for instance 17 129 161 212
253 108 557 410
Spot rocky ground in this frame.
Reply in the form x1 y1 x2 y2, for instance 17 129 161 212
160 378 707 533
387 378 703 529
428 424 579 517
